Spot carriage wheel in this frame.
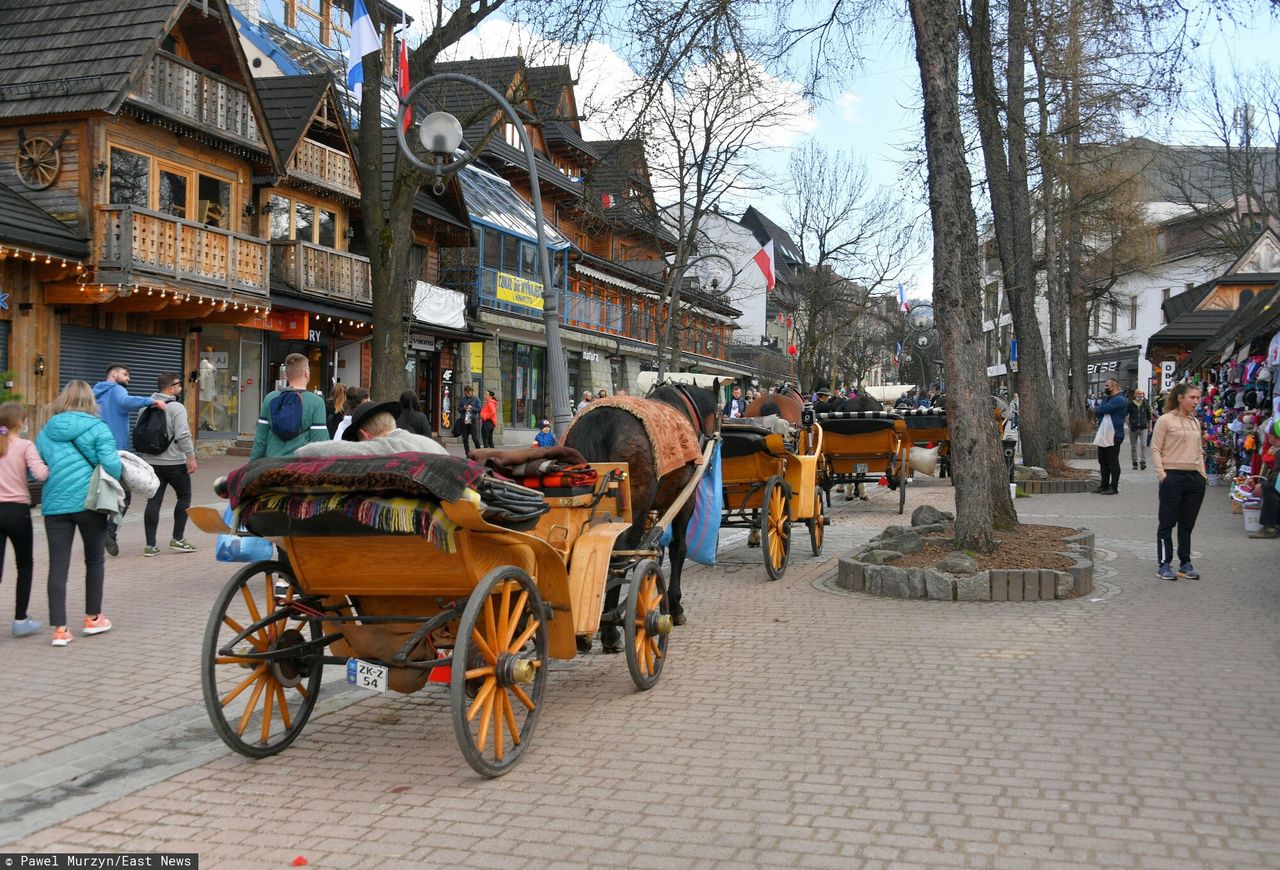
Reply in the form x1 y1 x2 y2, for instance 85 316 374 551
807 487 825 556
761 477 792 581
202 560 322 759
625 559 671 691
450 566 548 778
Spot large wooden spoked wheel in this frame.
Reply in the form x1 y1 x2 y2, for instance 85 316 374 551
624 558 671 691
450 566 549 778
761 477 791 581
807 486 825 556
202 560 322 759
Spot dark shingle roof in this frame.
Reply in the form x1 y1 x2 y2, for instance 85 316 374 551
377 129 469 230
0 180 88 259
739 207 805 268
1194 286 1280 362
0 0 181 119
1147 309 1233 347
581 139 675 244
1160 280 1213 323
254 74 330 164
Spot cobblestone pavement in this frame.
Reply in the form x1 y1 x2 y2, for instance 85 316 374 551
3 460 1280 868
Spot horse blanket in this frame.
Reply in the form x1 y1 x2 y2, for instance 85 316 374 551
566 396 702 478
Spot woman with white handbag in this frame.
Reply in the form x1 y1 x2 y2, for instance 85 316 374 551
35 381 123 647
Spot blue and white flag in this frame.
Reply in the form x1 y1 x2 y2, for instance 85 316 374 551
897 282 908 313
345 0 381 100
895 341 902 363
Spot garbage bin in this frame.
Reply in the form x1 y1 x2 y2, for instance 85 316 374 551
1001 438 1019 484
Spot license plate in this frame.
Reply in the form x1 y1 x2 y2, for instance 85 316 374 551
346 658 388 693
854 463 868 474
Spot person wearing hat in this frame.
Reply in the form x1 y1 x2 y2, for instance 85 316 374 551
532 420 556 449
295 400 448 458
452 385 482 455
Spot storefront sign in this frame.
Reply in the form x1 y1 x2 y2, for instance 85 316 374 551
243 310 297 334
1086 360 1120 375
441 368 454 385
278 311 310 341
582 350 600 362
1160 360 1177 391
308 328 323 343
496 271 544 310
201 352 229 370
412 337 440 351
411 281 467 329
986 363 1007 377
469 342 484 373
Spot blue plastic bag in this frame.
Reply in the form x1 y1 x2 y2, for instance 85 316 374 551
215 505 274 563
659 441 723 566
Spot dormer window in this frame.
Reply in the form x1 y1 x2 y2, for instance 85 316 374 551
287 0 349 48
503 124 525 151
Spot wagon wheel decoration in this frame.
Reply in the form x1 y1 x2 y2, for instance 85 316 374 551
760 476 791 581
202 560 324 758
15 129 67 191
624 558 671 691
451 566 549 778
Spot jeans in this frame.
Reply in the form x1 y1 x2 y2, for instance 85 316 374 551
144 464 192 547
0 502 35 620
45 510 109 627
1129 430 1148 466
481 420 495 449
458 421 480 455
1098 442 1123 490
1157 471 1206 566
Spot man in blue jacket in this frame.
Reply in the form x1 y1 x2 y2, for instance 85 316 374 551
1094 377 1130 495
93 364 165 556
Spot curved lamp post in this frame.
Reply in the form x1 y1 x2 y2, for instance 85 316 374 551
655 252 738 380
395 73 573 435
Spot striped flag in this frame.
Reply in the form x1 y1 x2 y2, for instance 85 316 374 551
749 223 776 291
897 282 908 313
345 0 381 101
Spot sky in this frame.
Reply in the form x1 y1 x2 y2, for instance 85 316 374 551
409 2 1280 300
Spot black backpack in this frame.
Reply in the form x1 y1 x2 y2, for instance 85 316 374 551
132 405 172 455
268 390 305 440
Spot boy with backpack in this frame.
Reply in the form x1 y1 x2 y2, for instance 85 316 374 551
250 353 328 460
134 372 198 556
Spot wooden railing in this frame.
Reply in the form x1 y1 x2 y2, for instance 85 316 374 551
96 205 269 296
288 139 359 197
128 52 264 148
271 240 372 305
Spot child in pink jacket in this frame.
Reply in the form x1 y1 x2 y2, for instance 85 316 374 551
0 402 49 636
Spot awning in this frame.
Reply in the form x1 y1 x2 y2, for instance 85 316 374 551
574 262 660 299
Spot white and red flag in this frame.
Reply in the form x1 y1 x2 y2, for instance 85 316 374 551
749 223 775 291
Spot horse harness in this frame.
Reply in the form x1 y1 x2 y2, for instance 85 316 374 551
669 383 713 448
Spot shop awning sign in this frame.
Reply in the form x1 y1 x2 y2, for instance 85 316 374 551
495 271 544 311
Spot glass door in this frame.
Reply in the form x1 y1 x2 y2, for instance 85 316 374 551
239 337 263 436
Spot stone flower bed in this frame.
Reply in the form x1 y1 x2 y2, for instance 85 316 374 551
835 505 1095 601
1013 464 1099 495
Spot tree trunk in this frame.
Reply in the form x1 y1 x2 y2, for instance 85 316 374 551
1034 46 1071 423
967 0 1061 468
1062 0 1089 422
909 0 1016 553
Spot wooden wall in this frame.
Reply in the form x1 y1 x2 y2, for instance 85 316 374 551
0 120 89 235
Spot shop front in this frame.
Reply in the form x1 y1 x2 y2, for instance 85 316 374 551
498 338 548 430
194 323 265 438
1086 346 1141 398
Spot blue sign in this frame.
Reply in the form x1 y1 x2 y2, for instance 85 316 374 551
0 292 9 310
1009 339 1018 362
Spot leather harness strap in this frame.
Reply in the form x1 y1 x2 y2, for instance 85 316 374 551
670 383 707 444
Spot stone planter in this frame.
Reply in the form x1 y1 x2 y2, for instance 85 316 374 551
1020 477 1098 495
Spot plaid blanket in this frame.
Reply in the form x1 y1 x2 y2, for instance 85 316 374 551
517 465 599 490
225 453 484 509
241 493 457 551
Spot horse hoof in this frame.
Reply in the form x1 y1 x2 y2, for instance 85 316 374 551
860 496 869 501
844 495 853 501
671 611 687 627
575 635 593 654
599 626 623 654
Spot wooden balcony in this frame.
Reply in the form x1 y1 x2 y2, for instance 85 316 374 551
288 139 360 198
96 205 269 296
128 52 265 150
271 240 372 305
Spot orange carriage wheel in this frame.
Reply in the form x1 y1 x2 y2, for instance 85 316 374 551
202 560 323 758
450 566 549 778
807 486 825 556
624 558 671 691
761 477 792 582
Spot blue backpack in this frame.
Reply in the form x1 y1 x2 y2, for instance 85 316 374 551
268 390 304 440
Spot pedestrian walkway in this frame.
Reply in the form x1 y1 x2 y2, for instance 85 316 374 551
2 463 1279 866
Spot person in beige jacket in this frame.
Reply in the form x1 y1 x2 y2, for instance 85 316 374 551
1149 382 1206 581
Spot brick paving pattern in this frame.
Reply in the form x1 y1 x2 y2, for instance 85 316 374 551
3 461 1280 867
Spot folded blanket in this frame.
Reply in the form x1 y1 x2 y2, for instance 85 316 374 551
241 492 457 551
226 453 484 509
469 445 588 477
517 465 599 489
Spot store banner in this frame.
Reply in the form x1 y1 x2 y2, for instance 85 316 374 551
469 342 484 373
411 281 467 329
495 271 544 311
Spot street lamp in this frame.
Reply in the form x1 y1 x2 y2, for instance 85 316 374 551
656 252 737 380
395 74 573 435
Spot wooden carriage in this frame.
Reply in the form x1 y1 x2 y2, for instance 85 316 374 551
718 414 826 580
817 410 910 514
900 408 952 482
189 450 712 778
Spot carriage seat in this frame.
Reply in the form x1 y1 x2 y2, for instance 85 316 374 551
898 408 948 430
817 410 905 437
721 419 790 459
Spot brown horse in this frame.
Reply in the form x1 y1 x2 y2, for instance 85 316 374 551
564 382 720 652
744 386 805 424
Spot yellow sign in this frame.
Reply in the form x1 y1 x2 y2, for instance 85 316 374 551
495 271 544 310
469 342 484 373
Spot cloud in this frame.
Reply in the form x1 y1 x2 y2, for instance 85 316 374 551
836 91 864 124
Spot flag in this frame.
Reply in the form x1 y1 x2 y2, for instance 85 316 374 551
897 282 908 313
345 0 381 101
397 21 410 133
895 341 902 362
600 193 615 208
748 222 776 291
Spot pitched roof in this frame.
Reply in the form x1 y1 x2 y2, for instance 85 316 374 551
0 180 88 259
1160 280 1213 323
739 207 805 268
1192 286 1280 365
0 0 181 118
254 74 331 164
1146 309 1233 348
377 129 470 230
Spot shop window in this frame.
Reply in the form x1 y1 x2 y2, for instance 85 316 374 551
503 235 519 273
499 339 547 428
483 229 501 269
109 147 149 208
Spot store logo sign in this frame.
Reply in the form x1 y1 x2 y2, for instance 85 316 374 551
1086 360 1120 375
0 292 9 310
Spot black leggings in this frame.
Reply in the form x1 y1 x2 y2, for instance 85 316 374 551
1157 471 1206 566
46 510 109 627
482 420 495 449
0 502 35 620
144 464 192 546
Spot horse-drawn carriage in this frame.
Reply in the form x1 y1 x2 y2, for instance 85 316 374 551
900 407 952 482
817 410 910 514
193 385 721 778
718 411 826 580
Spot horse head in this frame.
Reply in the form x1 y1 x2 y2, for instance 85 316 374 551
649 380 721 439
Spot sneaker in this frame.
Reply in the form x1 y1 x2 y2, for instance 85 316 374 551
1177 562 1200 580
12 618 42 638
169 538 197 553
51 626 72 646
1248 526 1279 539
82 614 112 635
143 545 159 557
1140 462 1147 470
1156 563 1177 581
1132 464 1138 470
104 531 119 557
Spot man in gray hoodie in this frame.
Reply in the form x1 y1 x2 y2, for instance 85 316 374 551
137 372 199 556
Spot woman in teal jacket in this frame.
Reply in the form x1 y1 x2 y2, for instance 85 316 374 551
36 381 123 647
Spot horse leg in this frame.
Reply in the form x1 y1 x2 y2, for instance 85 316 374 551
667 513 689 626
